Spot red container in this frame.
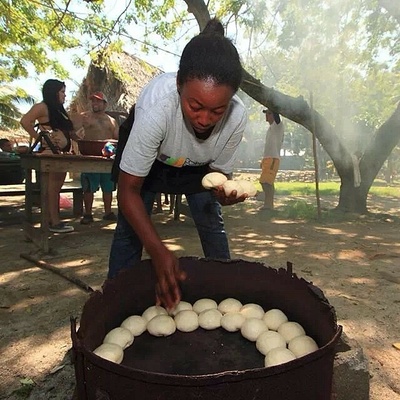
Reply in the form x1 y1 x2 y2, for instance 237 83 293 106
72 257 342 400
77 139 117 156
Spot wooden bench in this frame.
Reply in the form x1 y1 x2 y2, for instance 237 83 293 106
0 182 83 217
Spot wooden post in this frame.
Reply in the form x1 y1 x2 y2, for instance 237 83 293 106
310 92 321 219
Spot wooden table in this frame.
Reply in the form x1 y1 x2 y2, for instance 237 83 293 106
20 153 113 252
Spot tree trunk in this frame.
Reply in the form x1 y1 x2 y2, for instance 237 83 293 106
183 0 400 214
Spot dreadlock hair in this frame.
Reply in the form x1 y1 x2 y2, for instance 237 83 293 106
42 79 73 133
177 18 243 92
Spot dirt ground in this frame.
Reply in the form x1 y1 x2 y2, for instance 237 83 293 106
0 173 399 399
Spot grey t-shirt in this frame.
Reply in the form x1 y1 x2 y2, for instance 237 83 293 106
120 72 247 177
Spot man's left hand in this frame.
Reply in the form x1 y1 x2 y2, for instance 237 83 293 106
212 186 247 206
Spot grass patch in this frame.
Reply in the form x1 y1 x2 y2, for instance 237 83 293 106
252 180 400 221
254 181 400 198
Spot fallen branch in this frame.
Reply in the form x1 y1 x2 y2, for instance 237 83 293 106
20 253 94 293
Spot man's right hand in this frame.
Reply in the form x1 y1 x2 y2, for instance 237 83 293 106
151 246 187 311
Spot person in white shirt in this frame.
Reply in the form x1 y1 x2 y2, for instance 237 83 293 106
108 18 248 310
259 109 284 210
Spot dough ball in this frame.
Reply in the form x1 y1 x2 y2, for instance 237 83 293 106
142 305 168 322
193 298 218 314
221 312 246 332
93 343 124 364
222 180 245 197
264 347 296 367
174 310 199 332
263 309 288 331
241 318 268 341
198 308 222 330
103 327 134 350
240 303 265 319
236 180 257 197
288 335 318 357
170 301 193 316
256 330 287 355
202 172 227 189
121 315 147 337
218 298 243 314
278 321 306 343
147 315 176 337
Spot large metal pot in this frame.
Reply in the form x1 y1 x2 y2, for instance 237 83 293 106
72 257 342 400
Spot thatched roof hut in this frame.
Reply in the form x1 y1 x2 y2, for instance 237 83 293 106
69 50 163 116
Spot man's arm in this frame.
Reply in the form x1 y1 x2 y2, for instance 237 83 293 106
117 171 186 309
111 117 119 140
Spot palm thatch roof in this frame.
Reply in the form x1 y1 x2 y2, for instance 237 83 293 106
69 50 163 114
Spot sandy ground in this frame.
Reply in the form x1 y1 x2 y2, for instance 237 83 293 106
0 174 399 399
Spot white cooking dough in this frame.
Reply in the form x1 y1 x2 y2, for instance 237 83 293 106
288 335 318 357
256 330 287 355
278 321 306 343
142 305 168 322
147 315 176 337
103 327 134 349
93 343 124 364
221 312 246 332
198 308 222 330
237 180 257 197
222 180 245 197
218 298 243 314
174 310 199 332
121 315 147 336
240 303 265 319
193 298 218 314
170 301 193 316
264 347 296 367
241 317 268 341
201 172 227 189
263 309 288 331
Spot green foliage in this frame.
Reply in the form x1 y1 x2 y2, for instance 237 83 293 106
11 377 35 398
271 180 400 198
280 199 317 219
0 85 34 129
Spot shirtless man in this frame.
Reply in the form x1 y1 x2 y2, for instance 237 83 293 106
80 92 119 224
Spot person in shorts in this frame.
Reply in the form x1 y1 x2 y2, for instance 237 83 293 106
79 92 119 224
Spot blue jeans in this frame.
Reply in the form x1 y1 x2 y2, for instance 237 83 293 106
108 190 230 279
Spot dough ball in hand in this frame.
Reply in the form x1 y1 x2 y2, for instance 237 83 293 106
240 303 265 319
218 298 243 314
236 180 257 197
263 309 288 331
170 301 193 316
264 347 296 367
193 298 218 314
221 312 246 332
241 318 268 341
256 330 287 355
288 335 318 357
147 315 176 337
198 308 222 330
222 180 245 198
142 305 168 322
121 315 147 337
278 321 306 343
103 327 134 350
93 343 124 364
202 172 227 189
174 310 199 332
